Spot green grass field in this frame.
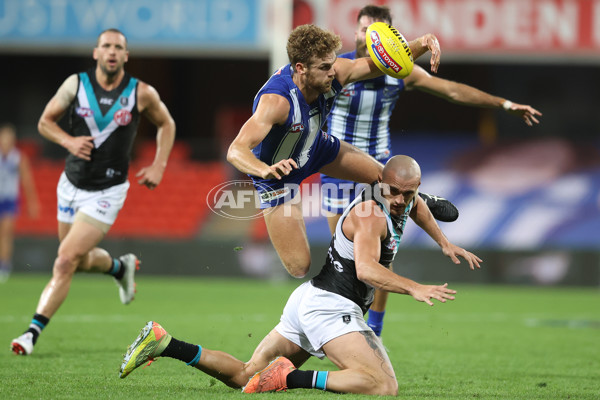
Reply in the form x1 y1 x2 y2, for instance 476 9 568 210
1 274 599 399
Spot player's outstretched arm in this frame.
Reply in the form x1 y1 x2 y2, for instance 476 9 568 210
227 94 298 180
410 195 482 270
405 66 542 126
336 32 441 86
136 82 176 189
38 74 95 161
351 202 457 305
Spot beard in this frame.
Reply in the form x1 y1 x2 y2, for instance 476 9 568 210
355 38 368 58
306 74 332 94
99 62 122 78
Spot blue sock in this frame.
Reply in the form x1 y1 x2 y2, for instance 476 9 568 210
287 370 329 390
26 313 50 344
105 258 124 279
367 309 385 337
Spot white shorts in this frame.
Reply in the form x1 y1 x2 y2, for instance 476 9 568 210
56 172 129 225
275 281 370 359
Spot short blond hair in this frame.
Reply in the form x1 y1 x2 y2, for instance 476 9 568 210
287 24 341 68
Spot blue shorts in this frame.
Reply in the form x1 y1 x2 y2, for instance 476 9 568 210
0 199 18 217
320 154 391 214
252 132 341 208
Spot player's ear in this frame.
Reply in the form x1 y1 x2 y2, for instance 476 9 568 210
93 47 98 61
295 62 307 75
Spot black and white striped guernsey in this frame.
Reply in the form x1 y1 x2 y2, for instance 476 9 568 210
64 70 141 190
311 183 415 313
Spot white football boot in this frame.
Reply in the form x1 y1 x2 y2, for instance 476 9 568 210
115 254 139 305
11 332 34 355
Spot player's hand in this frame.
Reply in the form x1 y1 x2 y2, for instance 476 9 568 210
66 136 94 161
262 158 298 180
136 163 165 189
442 243 482 270
411 283 456 306
420 33 441 73
505 102 543 126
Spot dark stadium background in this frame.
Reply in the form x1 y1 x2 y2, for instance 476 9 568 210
1 0 598 285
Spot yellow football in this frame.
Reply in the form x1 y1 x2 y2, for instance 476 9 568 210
366 22 414 79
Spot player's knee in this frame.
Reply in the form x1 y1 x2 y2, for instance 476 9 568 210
358 371 397 396
376 377 398 396
54 250 86 275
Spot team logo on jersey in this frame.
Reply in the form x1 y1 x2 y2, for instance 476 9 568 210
97 200 111 209
342 315 351 324
75 107 94 118
289 123 304 134
385 237 398 252
120 97 129 106
114 109 132 126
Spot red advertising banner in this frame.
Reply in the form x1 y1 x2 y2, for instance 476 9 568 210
296 0 600 61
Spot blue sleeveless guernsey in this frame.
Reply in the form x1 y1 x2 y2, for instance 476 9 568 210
321 51 405 213
250 64 343 208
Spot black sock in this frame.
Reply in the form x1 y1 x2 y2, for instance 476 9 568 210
161 337 202 365
26 313 50 345
286 370 329 390
105 258 125 280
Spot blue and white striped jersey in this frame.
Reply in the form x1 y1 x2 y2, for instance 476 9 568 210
251 64 342 170
0 149 21 201
327 51 405 160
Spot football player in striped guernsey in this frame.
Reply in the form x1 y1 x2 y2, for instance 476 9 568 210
322 5 541 339
10 29 176 356
228 24 441 280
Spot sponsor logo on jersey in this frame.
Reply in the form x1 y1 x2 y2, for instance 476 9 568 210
260 186 290 202
75 107 94 118
114 109 132 126
97 200 111 209
289 123 304 134
341 88 356 97
105 168 121 178
120 96 129 106
385 237 398 253
342 315 351 324
99 97 114 105
58 205 75 216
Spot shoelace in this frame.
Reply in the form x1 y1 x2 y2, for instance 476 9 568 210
144 358 156 368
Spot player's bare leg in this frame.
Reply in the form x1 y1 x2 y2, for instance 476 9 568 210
196 330 310 388
263 197 311 278
320 140 383 184
0 214 15 281
36 219 107 318
322 331 398 395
